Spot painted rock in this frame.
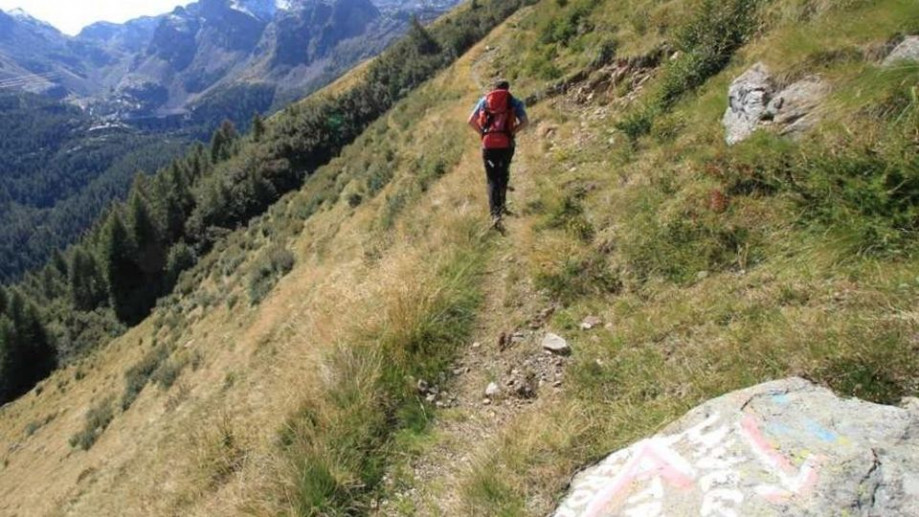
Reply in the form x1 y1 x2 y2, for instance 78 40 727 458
554 377 919 517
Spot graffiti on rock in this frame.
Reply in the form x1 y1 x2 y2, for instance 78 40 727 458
555 410 825 517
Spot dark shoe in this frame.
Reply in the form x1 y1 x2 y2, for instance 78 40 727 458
491 215 506 233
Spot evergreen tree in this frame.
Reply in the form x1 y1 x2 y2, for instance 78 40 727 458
165 242 196 289
99 211 145 324
252 112 266 143
408 15 441 55
69 246 107 312
127 193 165 275
210 120 239 164
0 290 56 404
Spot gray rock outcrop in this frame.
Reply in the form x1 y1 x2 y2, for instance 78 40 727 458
723 63 776 145
723 63 829 144
554 377 919 517
765 76 830 138
883 36 919 67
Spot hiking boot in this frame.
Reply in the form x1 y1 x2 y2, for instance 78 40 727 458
491 215 505 232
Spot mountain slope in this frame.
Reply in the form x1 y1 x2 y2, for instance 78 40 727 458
0 91 188 284
1 0 918 515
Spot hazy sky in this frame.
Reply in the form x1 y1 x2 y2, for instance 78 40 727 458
0 0 194 35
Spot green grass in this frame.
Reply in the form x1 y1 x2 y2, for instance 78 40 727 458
69 396 114 451
247 244 296 305
276 240 487 515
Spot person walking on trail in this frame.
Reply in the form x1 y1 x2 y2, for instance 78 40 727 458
467 80 529 229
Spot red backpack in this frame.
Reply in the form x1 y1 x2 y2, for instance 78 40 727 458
478 89 516 149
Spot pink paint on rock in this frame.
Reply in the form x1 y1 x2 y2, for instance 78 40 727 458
739 413 821 501
583 439 697 517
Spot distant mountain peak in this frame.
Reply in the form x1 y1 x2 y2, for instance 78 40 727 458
5 7 57 30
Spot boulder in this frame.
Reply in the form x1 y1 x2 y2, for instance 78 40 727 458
723 63 775 145
765 76 830 138
883 36 919 67
554 378 919 517
724 64 829 144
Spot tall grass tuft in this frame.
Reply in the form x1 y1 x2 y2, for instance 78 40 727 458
276 245 486 515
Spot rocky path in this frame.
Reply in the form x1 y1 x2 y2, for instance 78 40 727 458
377 107 574 516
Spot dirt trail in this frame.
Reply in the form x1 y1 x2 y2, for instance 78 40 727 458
379 91 570 514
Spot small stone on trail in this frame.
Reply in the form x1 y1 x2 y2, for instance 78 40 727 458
416 379 430 394
425 393 437 403
472 341 481 348
542 333 571 355
485 382 501 398
580 316 602 330
482 398 492 406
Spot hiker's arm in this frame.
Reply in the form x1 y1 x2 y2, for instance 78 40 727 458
467 115 484 136
467 100 485 136
514 117 529 135
513 99 529 135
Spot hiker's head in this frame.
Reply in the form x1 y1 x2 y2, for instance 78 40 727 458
494 80 510 90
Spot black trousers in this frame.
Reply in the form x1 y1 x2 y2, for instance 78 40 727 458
483 146 515 218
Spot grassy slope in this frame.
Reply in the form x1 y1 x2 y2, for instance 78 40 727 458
1 0 918 515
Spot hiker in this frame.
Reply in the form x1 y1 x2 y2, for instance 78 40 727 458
467 80 529 228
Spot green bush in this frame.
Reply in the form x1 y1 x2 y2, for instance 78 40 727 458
616 106 658 142
152 359 183 389
347 192 364 208
122 345 169 410
535 252 622 304
69 397 114 450
543 195 596 242
247 244 296 305
658 0 763 108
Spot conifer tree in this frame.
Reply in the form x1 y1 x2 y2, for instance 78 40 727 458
128 193 165 275
0 290 56 404
252 112 266 143
69 246 107 312
99 211 144 324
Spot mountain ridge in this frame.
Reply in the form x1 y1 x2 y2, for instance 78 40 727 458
0 0 460 122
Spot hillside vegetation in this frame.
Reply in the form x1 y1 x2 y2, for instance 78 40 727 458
1 0 918 515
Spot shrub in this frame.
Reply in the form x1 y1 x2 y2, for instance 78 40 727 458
151 359 183 389
616 106 657 142
535 252 622 304
247 244 296 304
122 345 169 410
69 397 114 450
543 195 595 242
347 192 363 207
658 0 764 108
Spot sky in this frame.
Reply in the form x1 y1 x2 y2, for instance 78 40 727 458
0 0 194 35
